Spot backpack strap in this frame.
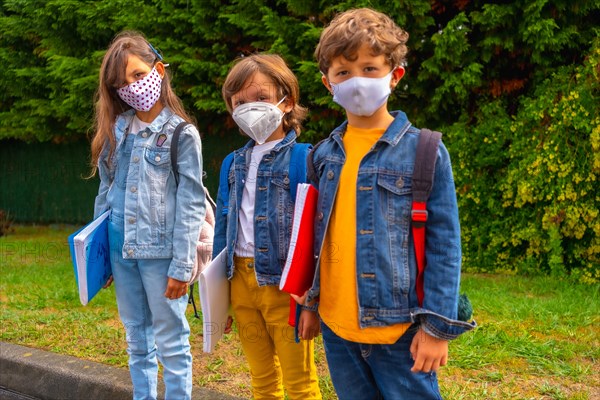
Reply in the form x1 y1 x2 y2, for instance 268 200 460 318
170 121 190 186
412 128 442 307
218 152 235 216
289 143 312 200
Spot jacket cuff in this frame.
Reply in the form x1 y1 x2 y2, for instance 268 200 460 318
415 311 477 341
168 259 193 282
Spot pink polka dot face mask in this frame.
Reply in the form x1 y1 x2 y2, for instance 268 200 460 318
117 66 163 112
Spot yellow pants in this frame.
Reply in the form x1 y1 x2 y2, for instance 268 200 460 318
231 257 321 400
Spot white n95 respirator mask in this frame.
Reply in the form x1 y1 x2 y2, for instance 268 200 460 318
231 97 286 144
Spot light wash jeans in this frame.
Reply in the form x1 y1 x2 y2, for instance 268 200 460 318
109 212 192 400
321 322 442 400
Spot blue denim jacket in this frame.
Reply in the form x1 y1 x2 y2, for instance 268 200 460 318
307 111 475 340
94 107 206 282
213 130 304 286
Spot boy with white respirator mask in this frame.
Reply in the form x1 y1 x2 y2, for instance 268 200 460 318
213 53 321 400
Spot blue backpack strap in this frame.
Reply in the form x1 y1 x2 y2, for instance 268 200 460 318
218 152 235 216
289 143 312 201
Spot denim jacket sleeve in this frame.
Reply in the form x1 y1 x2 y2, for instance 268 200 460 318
169 124 206 282
414 142 476 340
93 146 111 219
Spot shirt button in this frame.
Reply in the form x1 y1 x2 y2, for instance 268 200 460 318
327 170 334 180
131 186 137 193
155 155 161 162
133 156 139 162
128 217 136 224
141 132 148 138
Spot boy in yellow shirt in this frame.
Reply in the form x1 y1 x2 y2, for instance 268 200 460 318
304 8 475 399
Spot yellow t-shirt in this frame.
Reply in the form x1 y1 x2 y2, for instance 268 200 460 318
319 125 411 344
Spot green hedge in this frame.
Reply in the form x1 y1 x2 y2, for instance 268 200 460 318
449 41 600 283
2 0 599 281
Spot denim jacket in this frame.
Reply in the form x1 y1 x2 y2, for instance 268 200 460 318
212 130 303 286
307 111 475 340
94 107 206 282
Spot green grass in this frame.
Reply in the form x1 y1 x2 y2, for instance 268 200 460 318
1 225 599 399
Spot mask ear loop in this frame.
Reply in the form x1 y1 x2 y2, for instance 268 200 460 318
276 96 287 107
275 96 289 116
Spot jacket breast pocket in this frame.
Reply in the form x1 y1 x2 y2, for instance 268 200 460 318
376 172 412 224
144 147 171 180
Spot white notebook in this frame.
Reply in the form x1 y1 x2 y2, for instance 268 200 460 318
198 249 230 353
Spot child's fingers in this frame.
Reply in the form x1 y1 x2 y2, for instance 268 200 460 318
290 292 308 305
102 275 114 289
164 278 188 299
224 315 233 334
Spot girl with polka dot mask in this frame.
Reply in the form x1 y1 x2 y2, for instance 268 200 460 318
90 31 205 400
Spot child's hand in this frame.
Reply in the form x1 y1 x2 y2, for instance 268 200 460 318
409 328 448 373
298 309 320 340
102 275 113 288
224 315 234 334
164 277 189 300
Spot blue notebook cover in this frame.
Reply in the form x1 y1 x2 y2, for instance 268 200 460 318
68 211 112 305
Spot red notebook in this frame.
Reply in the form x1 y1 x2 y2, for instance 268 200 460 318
280 183 318 296
280 183 318 326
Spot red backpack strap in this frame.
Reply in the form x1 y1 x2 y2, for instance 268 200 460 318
412 128 442 307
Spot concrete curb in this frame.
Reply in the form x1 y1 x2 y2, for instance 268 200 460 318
0 342 242 400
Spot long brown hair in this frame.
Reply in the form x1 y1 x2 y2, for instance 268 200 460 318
90 31 192 176
222 54 307 135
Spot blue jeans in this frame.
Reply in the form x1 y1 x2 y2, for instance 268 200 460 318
321 322 442 400
109 213 192 400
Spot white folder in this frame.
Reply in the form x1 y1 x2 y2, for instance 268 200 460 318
198 248 230 353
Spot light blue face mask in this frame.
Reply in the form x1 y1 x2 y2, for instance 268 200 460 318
330 71 393 117
231 97 286 144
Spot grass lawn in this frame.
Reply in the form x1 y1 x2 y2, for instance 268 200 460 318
1 225 598 399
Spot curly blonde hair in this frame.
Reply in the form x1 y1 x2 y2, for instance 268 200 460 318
315 8 409 74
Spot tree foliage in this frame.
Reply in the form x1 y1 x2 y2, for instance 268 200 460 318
1 0 599 280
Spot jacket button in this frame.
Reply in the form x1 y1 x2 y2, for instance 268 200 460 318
133 156 139 162
318 212 324 220
131 186 137 193
327 171 334 180
127 249 134 256
283 177 290 185
155 155 161 162
128 218 135 224
141 132 148 138
396 177 404 188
